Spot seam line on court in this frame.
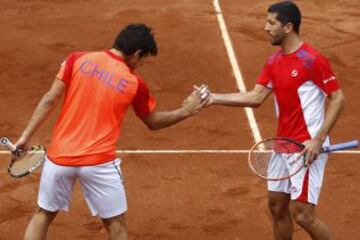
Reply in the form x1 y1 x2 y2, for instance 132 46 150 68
213 0 262 143
0 150 359 154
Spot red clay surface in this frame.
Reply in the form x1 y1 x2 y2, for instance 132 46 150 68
1 0 359 239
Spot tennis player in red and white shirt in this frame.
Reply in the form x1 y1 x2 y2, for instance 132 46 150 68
205 1 344 240
15 24 209 240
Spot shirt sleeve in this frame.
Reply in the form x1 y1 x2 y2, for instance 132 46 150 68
56 52 85 87
132 76 157 118
312 55 340 95
256 59 273 89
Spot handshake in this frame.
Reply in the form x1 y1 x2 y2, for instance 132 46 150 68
181 84 212 116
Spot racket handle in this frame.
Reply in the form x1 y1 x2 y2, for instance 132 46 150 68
0 137 17 152
322 140 359 153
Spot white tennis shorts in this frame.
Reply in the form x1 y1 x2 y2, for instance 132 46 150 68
38 157 127 219
267 153 328 205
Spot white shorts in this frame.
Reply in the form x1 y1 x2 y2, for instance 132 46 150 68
38 157 127 219
267 153 328 205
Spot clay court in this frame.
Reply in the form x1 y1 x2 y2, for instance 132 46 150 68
1 0 359 239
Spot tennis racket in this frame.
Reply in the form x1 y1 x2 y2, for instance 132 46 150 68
0 137 46 178
248 137 359 181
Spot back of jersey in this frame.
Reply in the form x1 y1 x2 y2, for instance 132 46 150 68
48 50 140 166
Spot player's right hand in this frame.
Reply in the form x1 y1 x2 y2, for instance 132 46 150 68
193 84 214 107
182 84 210 115
15 136 31 151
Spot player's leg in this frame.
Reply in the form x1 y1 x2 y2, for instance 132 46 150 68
102 214 128 240
24 158 77 240
78 158 127 240
268 191 293 240
267 153 293 240
291 201 331 240
290 153 331 239
23 207 58 240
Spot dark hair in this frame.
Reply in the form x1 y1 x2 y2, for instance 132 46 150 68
268 1 301 34
112 23 158 57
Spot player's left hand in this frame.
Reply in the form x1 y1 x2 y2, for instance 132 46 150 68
300 139 323 166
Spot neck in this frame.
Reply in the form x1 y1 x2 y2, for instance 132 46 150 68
109 49 135 71
281 34 303 55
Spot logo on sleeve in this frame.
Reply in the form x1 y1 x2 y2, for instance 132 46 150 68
323 76 336 84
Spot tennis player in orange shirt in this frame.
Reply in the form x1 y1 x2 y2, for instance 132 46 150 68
15 24 209 240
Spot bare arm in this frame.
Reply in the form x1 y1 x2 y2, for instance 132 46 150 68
141 86 208 130
302 89 345 163
210 84 272 108
142 109 191 130
16 79 66 148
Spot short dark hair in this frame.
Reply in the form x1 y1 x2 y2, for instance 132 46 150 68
112 23 158 57
268 1 301 34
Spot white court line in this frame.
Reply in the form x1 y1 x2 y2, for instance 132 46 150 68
0 150 359 154
213 0 262 143
117 150 360 154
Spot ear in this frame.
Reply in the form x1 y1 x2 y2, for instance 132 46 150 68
284 22 293 34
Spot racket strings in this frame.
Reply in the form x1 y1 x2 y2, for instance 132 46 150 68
9 146 46 177
251 141 274 178
249 139 303 179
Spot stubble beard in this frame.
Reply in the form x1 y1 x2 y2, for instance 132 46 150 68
270 35 284 46
269 30 287 46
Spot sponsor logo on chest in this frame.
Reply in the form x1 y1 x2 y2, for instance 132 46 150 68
291 69 299 77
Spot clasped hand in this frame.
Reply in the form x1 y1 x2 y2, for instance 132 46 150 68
181 84 211 116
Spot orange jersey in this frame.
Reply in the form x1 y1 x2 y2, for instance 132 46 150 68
47 50 156 166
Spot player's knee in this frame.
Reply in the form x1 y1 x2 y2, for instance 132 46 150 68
292 211 315 228
268 199 289 218
107 224 125 236
102 214 127 236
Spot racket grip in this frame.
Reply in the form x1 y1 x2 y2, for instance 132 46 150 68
0 138 17 152
322 140 359 153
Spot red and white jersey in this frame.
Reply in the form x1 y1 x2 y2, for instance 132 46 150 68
256 43 340 143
